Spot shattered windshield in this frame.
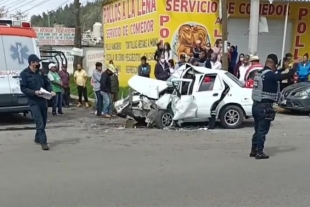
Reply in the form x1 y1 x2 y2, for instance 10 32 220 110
225 72 244 87
167 75 181 87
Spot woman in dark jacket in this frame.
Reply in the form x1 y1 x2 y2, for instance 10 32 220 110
154 54 170 80
154 42 163 61
205 43 214 59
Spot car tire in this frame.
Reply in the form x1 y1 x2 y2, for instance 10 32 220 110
134 117 146 125
219 105 244 129
156 109 174 129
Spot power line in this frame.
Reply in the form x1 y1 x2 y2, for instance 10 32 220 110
5 0 33 10
19 0 51 14
3 0 25 12
9 0 37 12
3 0 23 7
53 0 72 10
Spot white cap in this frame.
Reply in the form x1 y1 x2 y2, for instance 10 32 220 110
48 63 56 69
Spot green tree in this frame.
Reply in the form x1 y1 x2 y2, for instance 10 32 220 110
30 0 102 29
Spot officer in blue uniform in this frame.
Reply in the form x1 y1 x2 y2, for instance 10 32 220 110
251 54 294 159
20 54 55 151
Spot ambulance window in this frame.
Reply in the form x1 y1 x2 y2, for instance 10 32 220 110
2 36 36 71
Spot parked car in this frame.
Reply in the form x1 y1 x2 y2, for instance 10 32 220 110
115 64 254 129
279 82 310 112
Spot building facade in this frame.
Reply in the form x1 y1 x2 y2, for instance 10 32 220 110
103 0 310 86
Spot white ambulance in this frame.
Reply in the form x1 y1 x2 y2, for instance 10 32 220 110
0 19 40 113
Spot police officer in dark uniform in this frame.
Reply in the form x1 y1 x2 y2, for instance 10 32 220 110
251 54 294 159
20 54 55 151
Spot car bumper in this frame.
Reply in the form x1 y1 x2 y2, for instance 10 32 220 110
242 104 253 117
0 105 30 113
279 98 310 111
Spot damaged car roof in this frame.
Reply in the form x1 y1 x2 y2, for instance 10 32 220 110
174 64 227 76
128 64 227 99
128 76 169 99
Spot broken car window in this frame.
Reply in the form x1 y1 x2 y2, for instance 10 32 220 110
247 70 258 80
181 73 195 95
225 72 244 87
198 76 215 91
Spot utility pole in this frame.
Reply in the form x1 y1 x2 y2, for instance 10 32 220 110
47 11 51 27
221 0 228 71
248 0 260 55
73 0 82 70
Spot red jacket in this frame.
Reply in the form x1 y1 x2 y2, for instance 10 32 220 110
245 79 254 88
244 63 264 81
244 63 264 88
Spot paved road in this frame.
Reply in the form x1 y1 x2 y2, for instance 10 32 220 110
0 108 309 207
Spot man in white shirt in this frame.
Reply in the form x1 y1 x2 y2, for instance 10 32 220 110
237 54 250 83
210 53 222 70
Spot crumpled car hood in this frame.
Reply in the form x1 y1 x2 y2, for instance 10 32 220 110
128 75 169 99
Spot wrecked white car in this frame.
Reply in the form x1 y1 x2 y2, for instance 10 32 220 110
115 64 253 129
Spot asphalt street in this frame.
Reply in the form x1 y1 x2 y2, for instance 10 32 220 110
0 107 309 207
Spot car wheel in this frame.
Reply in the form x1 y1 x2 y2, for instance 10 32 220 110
134 117 146 125
219 105 244 129
156 109 174 129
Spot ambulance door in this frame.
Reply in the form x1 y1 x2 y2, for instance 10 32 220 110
2 35 36 106
0 36 12 107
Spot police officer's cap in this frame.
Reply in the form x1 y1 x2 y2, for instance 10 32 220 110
267 54 278 65
28 54 41 64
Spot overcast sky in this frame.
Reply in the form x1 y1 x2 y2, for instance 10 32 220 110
4 0 90 20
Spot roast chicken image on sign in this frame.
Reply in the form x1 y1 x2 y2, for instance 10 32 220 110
174 24 209 58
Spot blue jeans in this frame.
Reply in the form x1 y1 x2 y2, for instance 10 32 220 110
251 102 272 153
100 91 112 114
52 92 63 114
95 91 103 116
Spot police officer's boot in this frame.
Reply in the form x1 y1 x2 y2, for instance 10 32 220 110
41 144 49 151
249 147 257 157
255 152 269 160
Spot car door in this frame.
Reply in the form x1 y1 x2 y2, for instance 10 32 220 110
2 35 37 106
171 79 198 120
0 36 12 107
192 74 225 119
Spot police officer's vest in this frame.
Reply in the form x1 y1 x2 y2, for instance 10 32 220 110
252 69 280 102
